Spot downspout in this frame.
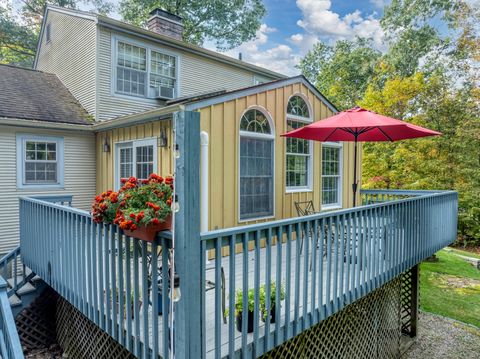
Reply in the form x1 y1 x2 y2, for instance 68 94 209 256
200 131 209 233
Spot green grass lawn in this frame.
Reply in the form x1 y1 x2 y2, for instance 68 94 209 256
420 248 480 328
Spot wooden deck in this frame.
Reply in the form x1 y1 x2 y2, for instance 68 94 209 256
137 231 394 358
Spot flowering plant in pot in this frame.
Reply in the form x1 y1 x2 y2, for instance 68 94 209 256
92 174 174 241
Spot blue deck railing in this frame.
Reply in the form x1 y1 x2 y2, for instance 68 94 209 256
200 190 458 358
18 191 458 359
0 277 23 359
19 197 172 359
17 112 459 359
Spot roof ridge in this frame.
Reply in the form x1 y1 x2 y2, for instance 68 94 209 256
0 63 46 73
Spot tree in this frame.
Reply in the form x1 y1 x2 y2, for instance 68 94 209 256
118 0 266 50
297 38 381 110
0 1 113 67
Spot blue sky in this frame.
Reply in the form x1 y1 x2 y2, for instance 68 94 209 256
211 0 388 75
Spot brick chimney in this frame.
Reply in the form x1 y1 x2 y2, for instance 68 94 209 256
147 8 184 41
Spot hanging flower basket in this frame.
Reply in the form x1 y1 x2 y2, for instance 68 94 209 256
92 174 174 242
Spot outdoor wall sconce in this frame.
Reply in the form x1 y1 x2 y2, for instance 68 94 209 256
158 130 168 148
103 136 110 153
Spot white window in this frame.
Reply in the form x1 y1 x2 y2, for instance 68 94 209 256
321 143 343 209
114 39 178 99
239 108 275 221
115 138 157 189
16 135 64 189
286 95 312 191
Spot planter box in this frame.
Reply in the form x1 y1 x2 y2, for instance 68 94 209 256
124 215 172 242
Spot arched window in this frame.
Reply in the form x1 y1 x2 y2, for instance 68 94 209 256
239 108 274 220
286 95 312 190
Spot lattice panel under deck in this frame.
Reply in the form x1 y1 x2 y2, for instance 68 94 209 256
400 265 418 337
56 297 137 359
261 276 402 359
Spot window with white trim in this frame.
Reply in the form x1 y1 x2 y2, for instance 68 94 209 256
115 40 177 99
239 109 274 220
115 138 157 188
286 95 312 190
16 135 64 188
321 143 342 208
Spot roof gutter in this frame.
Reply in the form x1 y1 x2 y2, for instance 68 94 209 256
0 117 92 132
92 104 185 131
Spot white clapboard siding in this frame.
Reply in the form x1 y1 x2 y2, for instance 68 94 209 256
35 10 97 118
0 126 96 256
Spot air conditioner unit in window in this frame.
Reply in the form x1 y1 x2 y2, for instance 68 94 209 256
154 86 175 100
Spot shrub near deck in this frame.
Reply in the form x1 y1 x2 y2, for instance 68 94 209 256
420 249 480 328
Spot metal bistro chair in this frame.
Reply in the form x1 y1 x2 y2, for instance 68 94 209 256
294 201 323 263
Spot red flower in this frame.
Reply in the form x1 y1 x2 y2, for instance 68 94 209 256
151 218 159 225
129 213 135 219
120 178 127 184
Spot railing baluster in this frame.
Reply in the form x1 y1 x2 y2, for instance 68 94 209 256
133 239 140 357
285 225 292 340
125 234 132 352
110 225 117 341
310 220 318 324
214 237 222 359
253 230 261 357
141 240 149 359
325 217 332 316
302 221 309 330
274 226 283 346
293 223 301 336
264 227 272 352
241 232 248 354
318 218 325 320
151 239 159 359
228 234 236 357
118 230 125 347
162 240 170 359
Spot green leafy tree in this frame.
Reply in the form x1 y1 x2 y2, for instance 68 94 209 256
297 38 381 110
118 0 266 50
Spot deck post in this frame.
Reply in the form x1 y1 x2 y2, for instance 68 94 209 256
173 110 202 359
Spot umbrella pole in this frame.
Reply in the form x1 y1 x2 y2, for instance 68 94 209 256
352 136 358 207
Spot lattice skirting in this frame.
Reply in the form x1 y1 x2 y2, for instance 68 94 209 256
16 286 58 351
56 298 136 359
261 272 410 359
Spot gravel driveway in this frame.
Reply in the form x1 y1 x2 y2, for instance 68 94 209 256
403 312 480 359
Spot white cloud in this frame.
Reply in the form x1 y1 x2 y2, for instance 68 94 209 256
295 0 385 48
206 23 301 76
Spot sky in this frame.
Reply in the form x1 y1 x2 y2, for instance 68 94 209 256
209 0 388 76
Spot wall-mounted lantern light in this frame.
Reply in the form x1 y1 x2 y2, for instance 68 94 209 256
103 136 110 153
158 130 168 148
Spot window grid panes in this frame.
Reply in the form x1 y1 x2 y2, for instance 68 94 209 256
240 137 274 220
287 96 309 118
240 110 271 134
322 146 341 206
239 109 274 220
24 141 57 183
150 51 176 90
117 42 147 96
286 120 310 188
119 147 133 180
136 145 154 180
115 41 178 98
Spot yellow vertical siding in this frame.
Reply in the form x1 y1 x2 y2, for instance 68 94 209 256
95 82 362 230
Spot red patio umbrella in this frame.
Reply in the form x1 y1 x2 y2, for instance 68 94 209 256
282 107 441 206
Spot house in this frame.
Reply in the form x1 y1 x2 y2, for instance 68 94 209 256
0 5 458 359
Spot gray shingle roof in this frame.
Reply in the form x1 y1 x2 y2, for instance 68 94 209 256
0 64 91 125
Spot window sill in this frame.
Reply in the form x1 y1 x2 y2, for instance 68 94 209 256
321 205 342 211
238 214 275 223
286 187 313 194
17 184 65 190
